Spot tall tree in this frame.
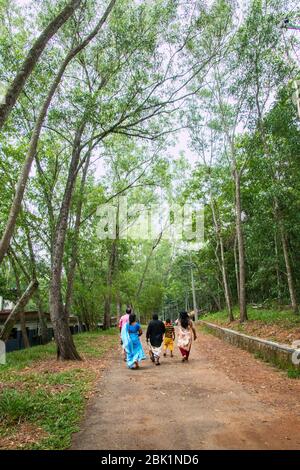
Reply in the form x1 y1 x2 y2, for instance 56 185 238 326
0 0 117 265
0 0 82 129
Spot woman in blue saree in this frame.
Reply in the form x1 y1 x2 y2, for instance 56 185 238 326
121 314 146 369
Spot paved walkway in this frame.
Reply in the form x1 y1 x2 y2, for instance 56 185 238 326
72 331 300 450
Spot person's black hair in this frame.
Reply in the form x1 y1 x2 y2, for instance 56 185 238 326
126 307 132 314
152 313 158 320
129 313 136 324
166 318 171 323
179 311 189 329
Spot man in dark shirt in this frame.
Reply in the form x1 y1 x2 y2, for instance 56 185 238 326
146 314 165 366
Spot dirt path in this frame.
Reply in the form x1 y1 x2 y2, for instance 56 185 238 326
71 331 300 450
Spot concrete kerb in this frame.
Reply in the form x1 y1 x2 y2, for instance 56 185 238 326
198 320 300 371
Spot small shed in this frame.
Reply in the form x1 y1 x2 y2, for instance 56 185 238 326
0 310 80 352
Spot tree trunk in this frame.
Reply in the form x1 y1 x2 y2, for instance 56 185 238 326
81 303 91 331
0 280 38 342
52 306 81 360
210 196 233 321
77 264 95 330
257 122 293 311
234 169 248 322
189 253 198 321
116 294 122 321
234 234 240 303
19 312 30 348
36 290 49 345
0 0 82 129
25 227 49 344
211 291 222 311
35 153 56 258
103 240 117 329
274 229 281 305
49 125 85 360
9 252 30 347
103 194 121 329
0 0 117 265
219 238 233 321
16 293 29 350
103 297 111 330
115 238 121 321
65 147 91 318
279 223 298 314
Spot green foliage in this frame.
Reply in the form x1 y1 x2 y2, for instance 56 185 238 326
203 306 300 328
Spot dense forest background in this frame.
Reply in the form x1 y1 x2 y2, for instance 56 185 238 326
0 0 300 359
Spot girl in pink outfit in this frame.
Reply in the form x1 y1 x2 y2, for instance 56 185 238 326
119 307 131 360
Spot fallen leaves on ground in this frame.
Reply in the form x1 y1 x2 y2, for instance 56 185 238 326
197 330 300 414
210 319 300 345
0 422 49 450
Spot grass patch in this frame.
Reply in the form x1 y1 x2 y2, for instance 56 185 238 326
202 307 300 346
0 329 117 449
287 369 300 379
202 306 300 328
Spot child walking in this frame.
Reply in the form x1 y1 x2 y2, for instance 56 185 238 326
163 318 175 358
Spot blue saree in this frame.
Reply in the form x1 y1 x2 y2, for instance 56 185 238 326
121 322 146 369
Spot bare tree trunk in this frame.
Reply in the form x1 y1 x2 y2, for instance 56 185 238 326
211 288 222 311
219 238 233 320
65 148 91 318
24 228 49 344
35 290 49 345
116 294 122 321
10 255 30 348
234 169 247 322
19 312 30 348
103 194 122 329
17 281 30 349
279 224 298 314
9 238 48 344
0 0 117 265
49 125 85 360
274 229 281 305
234 234 240 303
103 240 117 329
35 153 56 258
190 259 198 321
0 280 38 342
115 245 122 321
257 122 294 311
77 265 94 329
103 297 111 330
0 0 82 129
273 198 298 314
210 197 233 321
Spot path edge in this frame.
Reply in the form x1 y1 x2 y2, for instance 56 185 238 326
198 320 300 372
